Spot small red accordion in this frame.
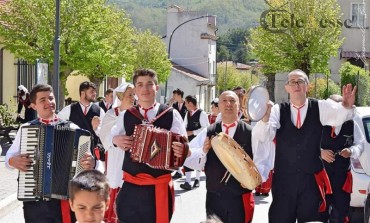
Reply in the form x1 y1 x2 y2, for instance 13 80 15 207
131 124 189 170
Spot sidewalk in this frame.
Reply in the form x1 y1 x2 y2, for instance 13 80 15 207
0 134 23 219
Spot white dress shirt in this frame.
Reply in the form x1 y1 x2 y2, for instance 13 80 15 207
100 108 125 188
183 109 210 136
110 103 187 150
329 117 365 159
58 102 105 136
183 121 238 170
252 98 355 180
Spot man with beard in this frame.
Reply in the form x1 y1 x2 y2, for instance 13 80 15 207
58 81 105 163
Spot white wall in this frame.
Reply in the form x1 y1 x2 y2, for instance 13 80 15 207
166 8 216 78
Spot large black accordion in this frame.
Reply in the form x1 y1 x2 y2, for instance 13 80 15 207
17 124 92 201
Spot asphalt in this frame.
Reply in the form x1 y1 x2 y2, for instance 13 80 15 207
0 132 23 219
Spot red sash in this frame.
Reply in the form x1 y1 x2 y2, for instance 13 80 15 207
342 170 353 193
314 169 332 212
255 170 273 194
242 192 254 223
104 187 120 223
60 200 71 223
123 172 173 223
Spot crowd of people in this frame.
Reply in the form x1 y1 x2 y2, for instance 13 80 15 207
5 68 365 223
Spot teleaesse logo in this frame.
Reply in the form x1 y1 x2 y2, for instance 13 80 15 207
260 1 355 33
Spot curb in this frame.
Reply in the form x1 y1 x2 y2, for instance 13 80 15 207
0 193 22 219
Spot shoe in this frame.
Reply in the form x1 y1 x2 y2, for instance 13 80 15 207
193 179 200 188
255 192 261 196
172 172 182 179
180 182 192 190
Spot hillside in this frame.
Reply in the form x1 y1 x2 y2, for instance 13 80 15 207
108 0 266 35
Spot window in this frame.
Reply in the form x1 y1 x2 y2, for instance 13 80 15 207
363 117 370 143
16 59 36 92
351 3 365 27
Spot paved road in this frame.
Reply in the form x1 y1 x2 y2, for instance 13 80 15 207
0 173 271 223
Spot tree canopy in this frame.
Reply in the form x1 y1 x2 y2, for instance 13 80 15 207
249 0 343 77
0 0 171 100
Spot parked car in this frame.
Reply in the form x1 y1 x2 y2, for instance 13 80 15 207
350 107 370 223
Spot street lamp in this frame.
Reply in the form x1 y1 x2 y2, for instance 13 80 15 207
53 0 61 111
165 14 216 102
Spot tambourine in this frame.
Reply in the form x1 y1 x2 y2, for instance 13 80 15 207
245 85 269 122
211 132 262 190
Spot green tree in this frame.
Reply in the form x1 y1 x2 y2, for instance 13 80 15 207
217 28 250 64
308 78 341 99
0 0 135 103
216 63 257 93
339 62 370 106
131 30 172 83
249 0 343 99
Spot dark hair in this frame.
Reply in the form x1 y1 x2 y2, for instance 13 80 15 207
29 84 53 104
172 88 184 98
132 69 158 86
79 81 96 96
211 98 219 107
69 170 109 202
232 86 246 94
185 95 197 106
105 88 114 96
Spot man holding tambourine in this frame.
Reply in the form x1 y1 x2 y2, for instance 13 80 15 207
184 90 256 223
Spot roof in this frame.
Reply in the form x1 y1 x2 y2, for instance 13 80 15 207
216 61 253 70
341 51 370 59
171 62 209 83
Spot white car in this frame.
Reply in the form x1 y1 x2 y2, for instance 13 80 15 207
349 107 370 222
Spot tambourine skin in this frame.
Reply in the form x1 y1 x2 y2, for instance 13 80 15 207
246 85 269 122
211 132 262 190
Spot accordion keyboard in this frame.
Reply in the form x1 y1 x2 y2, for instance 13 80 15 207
18 126 43 201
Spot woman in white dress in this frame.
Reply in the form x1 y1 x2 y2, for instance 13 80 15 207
100 83 134 223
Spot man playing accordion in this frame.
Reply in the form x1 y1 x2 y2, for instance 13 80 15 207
111 69 188 223
5 84 96 223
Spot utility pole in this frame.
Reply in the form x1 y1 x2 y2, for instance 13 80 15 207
53 0 61 111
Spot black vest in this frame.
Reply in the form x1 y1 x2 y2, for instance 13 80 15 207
173 102 187 120
275 99 324 175
321 120 353 171
187 109 203 141
69 102 100 146
123 104 174 177
98 101 111 113
205 121 253 195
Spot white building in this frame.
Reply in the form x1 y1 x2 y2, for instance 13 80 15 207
163 5 217 111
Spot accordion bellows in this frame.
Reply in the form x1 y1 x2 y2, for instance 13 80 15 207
131 124 188 171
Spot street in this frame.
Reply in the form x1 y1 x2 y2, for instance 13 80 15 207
0 173 272 223
0 172 365 223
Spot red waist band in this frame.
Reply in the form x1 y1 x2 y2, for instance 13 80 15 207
123 172 173 223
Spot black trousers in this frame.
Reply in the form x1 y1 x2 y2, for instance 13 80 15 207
269 172 325 223
322 166 351 222
116 182 173 223
23 199 76 223
206 191 247 223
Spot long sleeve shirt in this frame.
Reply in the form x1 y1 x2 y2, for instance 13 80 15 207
110 103 187 149
182 122 238 170
330 116 365 159
58 103 105 136
183 109 210 136
252 98 355 180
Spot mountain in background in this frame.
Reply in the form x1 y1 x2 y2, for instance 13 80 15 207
108 0 266 35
